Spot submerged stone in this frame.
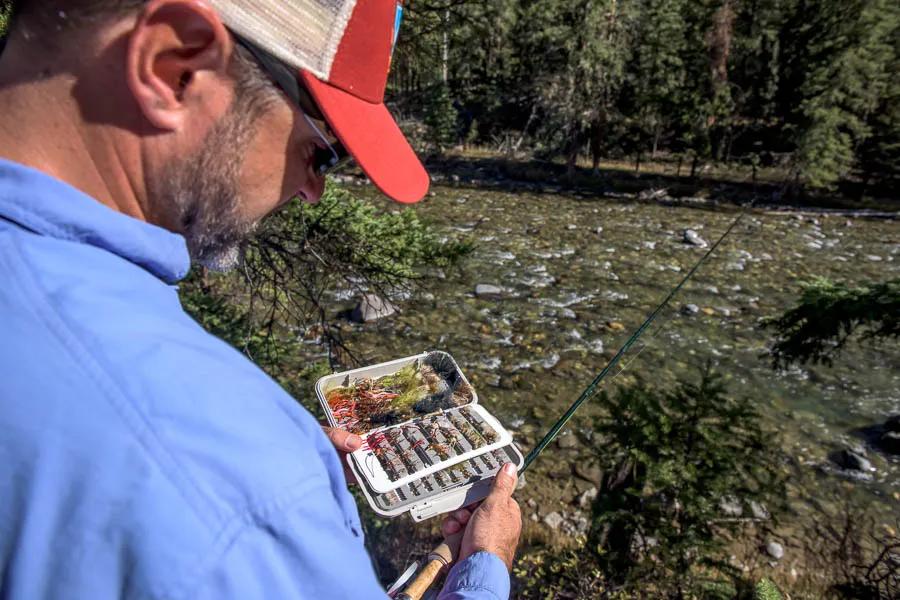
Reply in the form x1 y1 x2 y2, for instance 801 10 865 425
683 229 708 247
474 284 504 299
834 448 875 472
351 294 398 323
681 303 700 315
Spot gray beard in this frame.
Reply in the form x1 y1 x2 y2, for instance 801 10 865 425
162 106 258 272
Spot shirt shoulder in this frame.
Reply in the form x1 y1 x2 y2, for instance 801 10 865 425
0 226 358 597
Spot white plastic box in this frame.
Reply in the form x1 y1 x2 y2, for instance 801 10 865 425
317 351 523 521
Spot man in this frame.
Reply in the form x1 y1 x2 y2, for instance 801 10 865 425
0 1 521 598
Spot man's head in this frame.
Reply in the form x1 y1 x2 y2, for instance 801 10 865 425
0 1 428 270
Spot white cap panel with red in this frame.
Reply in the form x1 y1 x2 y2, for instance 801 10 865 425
210 0 430 203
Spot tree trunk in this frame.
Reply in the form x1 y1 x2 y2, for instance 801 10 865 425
566 151 577 182
513 104 538 153
565 123 580 182
441 9 450 84
589 117 604 173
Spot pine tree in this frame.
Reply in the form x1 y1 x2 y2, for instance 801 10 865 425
518 0 636 177
423 80 457 153
590 366 784 596
627 0 688 163
790 0 898 189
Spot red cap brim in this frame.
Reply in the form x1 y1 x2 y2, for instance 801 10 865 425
299 71 429 204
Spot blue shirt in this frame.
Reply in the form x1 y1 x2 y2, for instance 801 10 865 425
0 159 510 600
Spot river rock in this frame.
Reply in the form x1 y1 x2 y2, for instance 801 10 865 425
834 448 875 472
639 188 669 201
541 353 561 370
885 415 900 433
765 540 785 560
683 229 709 247
351 294 397 323
879 431 900 455
574 462 603 485
543 511 564 530
474 284 504 299
681 303 700 316
565 512 590 536
578 487 598 509
719 496 743 517
556 431 579 449
750 500 771 520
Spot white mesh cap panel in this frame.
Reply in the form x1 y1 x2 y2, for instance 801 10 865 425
209 0 358 80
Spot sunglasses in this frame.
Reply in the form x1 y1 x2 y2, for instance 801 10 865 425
232 34 351 176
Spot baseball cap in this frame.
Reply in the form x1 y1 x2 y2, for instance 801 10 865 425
210 0 429 204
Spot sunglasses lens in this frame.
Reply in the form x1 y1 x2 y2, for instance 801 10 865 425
314 140 351 176
313 145 337 174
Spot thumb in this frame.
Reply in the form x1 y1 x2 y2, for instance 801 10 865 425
489 462 518 498
323 426 362 452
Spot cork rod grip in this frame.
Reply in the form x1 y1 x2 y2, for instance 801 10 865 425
396 532 462 600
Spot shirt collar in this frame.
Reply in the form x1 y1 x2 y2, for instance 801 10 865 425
0 158 190 283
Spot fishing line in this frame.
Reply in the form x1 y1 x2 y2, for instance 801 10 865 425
521 203 754 473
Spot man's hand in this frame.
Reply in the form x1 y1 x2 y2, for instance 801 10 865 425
322 425 362 484
440 463 522 571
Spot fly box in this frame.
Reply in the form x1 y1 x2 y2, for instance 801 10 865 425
316 351 523 521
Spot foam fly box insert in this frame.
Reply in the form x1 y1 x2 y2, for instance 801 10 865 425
317 351 523 521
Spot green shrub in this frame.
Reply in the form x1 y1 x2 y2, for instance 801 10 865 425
588 366 784 597
753 578 783 600
766 277 900 367
515 367 784 599
180 180 472 393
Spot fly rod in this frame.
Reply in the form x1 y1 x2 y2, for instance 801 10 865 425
521 206 748 472
398 204 752 600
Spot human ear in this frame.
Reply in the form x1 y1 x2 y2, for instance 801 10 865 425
126 0 232 131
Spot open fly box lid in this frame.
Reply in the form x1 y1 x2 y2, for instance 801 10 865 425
316 351 523 520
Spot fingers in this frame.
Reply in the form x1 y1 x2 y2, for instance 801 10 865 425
488 462 518 499
441 507 474 536
322 426 362 452
443 519 462 536
451 508 474 524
